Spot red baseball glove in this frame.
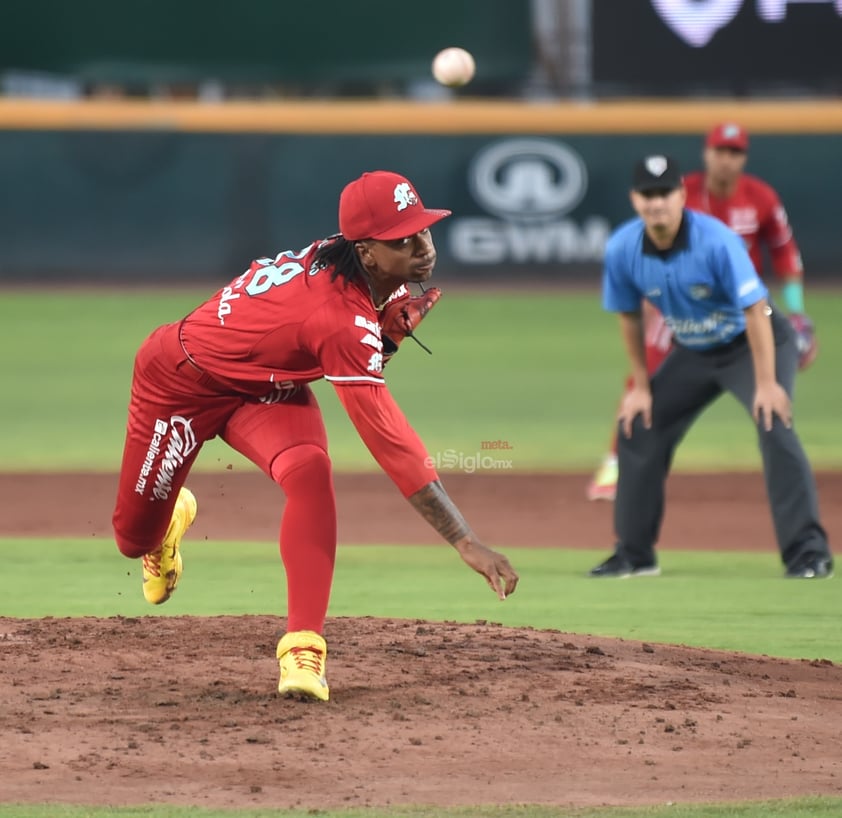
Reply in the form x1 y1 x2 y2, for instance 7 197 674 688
379 286 442 362
788 313 818 370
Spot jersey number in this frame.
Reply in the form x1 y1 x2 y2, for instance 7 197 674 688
244 245 312 297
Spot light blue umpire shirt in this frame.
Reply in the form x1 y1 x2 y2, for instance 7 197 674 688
602 209 768 350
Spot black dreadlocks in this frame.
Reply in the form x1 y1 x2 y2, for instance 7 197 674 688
312 234 368 286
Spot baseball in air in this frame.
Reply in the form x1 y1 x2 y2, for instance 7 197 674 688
432 47 476 87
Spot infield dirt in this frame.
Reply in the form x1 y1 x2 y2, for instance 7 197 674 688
1 471 840 809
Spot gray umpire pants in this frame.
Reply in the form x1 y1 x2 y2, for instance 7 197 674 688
614 310 830 569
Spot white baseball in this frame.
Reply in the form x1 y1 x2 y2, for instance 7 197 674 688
431 47 476 88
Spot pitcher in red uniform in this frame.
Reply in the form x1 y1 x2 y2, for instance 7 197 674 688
586 123 818 501
112 170 519 701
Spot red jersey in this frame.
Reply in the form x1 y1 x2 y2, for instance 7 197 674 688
181 241 389 394
179 240 437 496
684 172 803 281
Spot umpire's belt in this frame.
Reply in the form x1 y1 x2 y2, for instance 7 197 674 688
675 331 747 357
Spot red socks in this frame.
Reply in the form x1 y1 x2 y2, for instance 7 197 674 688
271 444 337 633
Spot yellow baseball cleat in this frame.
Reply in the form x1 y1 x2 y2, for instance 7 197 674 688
142 487 197 605
586 454 618 502
277 630 330 702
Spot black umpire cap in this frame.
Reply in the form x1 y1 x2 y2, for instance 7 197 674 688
632 155 683 193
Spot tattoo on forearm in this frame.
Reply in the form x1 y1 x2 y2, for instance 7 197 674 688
408 481 472 545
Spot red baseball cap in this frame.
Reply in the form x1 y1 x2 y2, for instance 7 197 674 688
705 122 749 152
338 171 452 241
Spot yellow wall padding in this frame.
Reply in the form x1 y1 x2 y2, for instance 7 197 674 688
1 98 841 134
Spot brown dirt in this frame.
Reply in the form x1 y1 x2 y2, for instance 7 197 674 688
1 471 841 810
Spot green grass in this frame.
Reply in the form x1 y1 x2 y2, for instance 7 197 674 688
1 287 840 818
0 288 840 472
0 798 840 818
2 540 840 662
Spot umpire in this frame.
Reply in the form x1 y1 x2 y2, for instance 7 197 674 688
590 154 832 580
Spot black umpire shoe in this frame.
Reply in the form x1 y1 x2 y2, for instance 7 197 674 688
589 553 661 578
784 553 834 579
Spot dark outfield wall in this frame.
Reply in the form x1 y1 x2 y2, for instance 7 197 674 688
0 0 531 91
1 100 840 283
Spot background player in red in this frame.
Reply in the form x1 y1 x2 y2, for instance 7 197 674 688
586 122 818 501
112 170 519 702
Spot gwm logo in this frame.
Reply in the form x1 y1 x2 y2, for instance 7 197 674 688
450 138 610 265
469 138 588 222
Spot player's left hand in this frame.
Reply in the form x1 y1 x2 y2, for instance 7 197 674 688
753 382 792 432
379 287 442 362
788 314 818 370
380 287 441 341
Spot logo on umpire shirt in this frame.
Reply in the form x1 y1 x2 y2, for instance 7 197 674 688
450 138 611 265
